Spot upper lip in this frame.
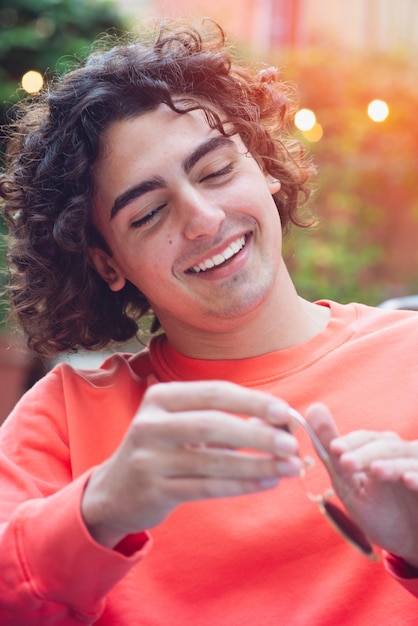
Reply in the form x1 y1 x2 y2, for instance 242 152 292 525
185 233 248 273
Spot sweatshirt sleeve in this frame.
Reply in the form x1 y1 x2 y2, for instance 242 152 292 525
1 471 151 624
383 552 418 598
0 367 152 624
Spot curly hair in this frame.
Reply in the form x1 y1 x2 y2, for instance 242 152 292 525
0 19 316 357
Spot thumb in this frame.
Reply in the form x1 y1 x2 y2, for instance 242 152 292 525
305 403 340 450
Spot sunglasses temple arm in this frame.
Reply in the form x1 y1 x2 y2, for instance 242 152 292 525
288 408 345 491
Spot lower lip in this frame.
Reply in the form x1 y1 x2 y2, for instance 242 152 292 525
189 236 251 281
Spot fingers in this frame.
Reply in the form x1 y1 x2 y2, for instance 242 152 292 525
154 446 303 480
133 381 300 458
369 458 418 483
130 409 299 457
332 431 418 463
329 429 418 488
304 402 340 449
330 430 398 455
164 476 281 502
403 471 418 491
142 381 293 427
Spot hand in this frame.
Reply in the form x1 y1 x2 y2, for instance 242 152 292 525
81 381 302 548
306 403 418 566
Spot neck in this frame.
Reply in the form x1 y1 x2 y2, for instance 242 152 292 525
160 268 331 360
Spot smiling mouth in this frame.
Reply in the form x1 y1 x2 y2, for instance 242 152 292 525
188 235 247 274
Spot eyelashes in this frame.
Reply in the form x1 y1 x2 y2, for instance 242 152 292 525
131 205 165 229
130 163 235 230
200 162 234 182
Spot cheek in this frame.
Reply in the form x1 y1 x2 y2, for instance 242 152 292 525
233 175 270 205
119 239 174 286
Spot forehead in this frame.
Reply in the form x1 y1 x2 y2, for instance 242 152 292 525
97 105 222 166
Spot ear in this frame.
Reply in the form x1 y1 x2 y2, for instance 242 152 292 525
88 247 126 292
266 176 281 195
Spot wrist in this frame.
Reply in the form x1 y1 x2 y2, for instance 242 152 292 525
81 469 128 549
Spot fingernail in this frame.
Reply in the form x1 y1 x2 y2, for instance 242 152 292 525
274 431 298 455
267 401 290 423
261 477 280 489
276 457 303 477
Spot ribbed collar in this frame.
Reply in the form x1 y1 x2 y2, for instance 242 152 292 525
144 300 357 386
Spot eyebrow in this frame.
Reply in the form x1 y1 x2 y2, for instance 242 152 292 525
182 135 235 175
110 177 165 219
110 135 235 220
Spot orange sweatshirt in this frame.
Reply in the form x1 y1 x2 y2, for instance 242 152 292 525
0 300 418 624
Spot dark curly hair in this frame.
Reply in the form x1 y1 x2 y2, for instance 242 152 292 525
0 19 316 357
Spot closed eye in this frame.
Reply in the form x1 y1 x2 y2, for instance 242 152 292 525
200 163 234 183
131 205 165 229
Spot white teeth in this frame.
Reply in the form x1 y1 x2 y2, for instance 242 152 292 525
192 235 246 273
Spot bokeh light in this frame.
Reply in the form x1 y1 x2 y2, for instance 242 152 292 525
21 70 44 94
295 108 316 131
35 16 56 38
302 123 324 142
367 99 389 122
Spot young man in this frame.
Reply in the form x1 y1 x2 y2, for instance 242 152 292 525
0 19 418 624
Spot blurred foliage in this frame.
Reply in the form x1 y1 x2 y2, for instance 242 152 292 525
274 47 418 305
0 0 128 329
0 0 128 147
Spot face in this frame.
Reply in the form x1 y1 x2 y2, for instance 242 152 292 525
91 105 283 340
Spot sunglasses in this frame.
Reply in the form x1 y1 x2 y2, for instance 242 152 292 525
287 408 378 560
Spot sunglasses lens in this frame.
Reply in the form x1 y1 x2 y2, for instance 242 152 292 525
292 413 377 559
318 495 376 558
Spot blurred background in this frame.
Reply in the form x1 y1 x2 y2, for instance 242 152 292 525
1 0 418 419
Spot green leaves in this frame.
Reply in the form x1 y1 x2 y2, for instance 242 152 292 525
278 48 418 305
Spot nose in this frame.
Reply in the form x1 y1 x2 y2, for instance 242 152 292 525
181 189 226 240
